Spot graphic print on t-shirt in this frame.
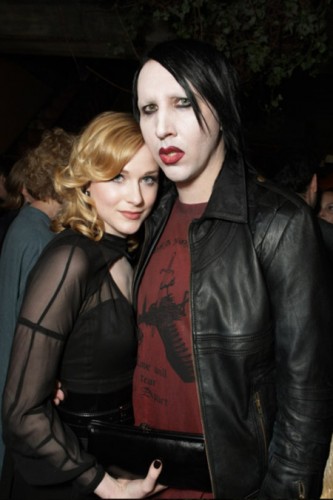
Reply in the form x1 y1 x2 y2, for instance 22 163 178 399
134 199 207 433
138 252 194 382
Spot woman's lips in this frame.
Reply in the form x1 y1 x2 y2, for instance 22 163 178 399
159 147 184 165
120 211 143 220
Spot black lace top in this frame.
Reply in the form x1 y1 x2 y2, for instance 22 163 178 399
2 229 137 493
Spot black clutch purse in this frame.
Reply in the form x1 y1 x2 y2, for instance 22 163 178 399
87 420 212 491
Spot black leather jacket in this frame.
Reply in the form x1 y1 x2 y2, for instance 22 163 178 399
134 157 333 499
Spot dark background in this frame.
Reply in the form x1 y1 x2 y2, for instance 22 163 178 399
0 0 332 176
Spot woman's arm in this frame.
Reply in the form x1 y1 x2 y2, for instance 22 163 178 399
3 240 166 498
2 242 101 493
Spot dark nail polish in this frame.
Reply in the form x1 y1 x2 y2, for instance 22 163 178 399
154 459 162 469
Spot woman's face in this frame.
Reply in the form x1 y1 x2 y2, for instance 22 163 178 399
319 190 333 224
136 60 224 203
89 144 159 237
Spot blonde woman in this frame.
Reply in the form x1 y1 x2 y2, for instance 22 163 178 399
2 112 162 499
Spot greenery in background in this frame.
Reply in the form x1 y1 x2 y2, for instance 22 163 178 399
114 0 332 109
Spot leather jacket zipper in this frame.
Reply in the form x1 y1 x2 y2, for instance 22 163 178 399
254 391 268 465
298 481 305 499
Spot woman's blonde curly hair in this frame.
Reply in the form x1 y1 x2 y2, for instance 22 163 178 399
52 111 145 241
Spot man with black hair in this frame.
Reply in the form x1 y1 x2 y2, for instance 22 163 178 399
131 39 333 499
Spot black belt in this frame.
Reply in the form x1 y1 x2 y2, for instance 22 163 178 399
60 385 132 413
57 386 134 435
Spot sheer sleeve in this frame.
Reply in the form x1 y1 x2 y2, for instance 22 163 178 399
2 239 105 493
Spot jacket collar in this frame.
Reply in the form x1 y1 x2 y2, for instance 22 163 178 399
157 153 249 224
204 153 248 223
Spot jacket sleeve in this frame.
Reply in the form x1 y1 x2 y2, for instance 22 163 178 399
257 202 333 499
2 242 104 494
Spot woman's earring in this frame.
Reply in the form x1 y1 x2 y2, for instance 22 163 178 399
85 189 90 197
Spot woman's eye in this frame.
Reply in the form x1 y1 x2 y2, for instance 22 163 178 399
141 104 157 115
111 174 124 183
142 175 159 186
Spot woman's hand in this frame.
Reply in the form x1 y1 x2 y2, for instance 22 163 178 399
53 380 65 406
94 460 167 498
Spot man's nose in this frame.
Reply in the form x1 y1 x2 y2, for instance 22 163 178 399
155 111 175 140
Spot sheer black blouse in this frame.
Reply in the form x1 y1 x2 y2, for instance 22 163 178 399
2 229 137 493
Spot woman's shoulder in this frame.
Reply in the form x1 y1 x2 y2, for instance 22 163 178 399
37 230 96 270
42 229 114 275
51 229 89 247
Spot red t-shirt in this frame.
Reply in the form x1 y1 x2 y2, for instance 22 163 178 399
133 199 213 498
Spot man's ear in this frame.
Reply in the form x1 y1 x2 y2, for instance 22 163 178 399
306 173 318 209
309 173 318 194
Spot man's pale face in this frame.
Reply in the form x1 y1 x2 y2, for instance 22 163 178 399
137 60 224 202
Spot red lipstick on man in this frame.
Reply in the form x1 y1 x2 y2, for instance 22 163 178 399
159 146 184 165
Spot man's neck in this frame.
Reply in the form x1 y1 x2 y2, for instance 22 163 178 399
31 199 60 219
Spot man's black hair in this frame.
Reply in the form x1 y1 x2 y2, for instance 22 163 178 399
132 38 245 162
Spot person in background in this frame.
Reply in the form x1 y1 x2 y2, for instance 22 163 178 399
319 189 333 225
0 127 75 476
0 154 41 253
0 157 29 250
317 154 333 225
0 160 11 205
129 38 333 499
270 146 333 261
1 112 163 499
